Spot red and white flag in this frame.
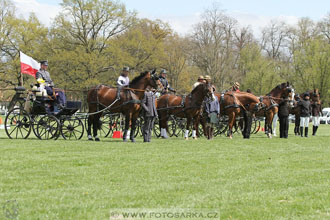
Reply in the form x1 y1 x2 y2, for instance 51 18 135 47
20 51 40 77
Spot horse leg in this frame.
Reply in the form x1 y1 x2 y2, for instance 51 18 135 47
123 113 130 142
87 115 93 141
160 112 169 139
93 113 101 141
266 112 273 138
130 112 138 143
227 111 235 139
192 116 199 140
185 117 191 140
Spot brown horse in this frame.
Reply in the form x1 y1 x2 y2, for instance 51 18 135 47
157 83 214 140
290 89 321 135
255 82 294 138
214 91 263 139
86 71 162 142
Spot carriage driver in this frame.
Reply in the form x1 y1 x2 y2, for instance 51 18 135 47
35 61 66 108
116 66 130 100
159 69 176 94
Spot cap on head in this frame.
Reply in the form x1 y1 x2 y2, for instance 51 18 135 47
40 60 48 66
234 82 240 87
160 69 167 74
123 66 130 71
204 75 211 80
304 92 310 97
198 75 204 80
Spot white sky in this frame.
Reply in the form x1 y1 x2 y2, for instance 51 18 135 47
13 0 330 37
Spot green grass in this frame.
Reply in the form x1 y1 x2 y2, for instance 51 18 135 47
0 123 330 219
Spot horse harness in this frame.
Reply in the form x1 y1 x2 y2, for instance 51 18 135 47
264 95 279 111
94 85 142 113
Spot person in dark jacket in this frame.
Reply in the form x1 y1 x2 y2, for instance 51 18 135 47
278 97 290 138
298 93 312 137
36 60 66 108
159 69 175 94
311 94 322 136
203 95 220 140
141 89 158 142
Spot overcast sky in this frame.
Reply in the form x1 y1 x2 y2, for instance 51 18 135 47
13 0 330 36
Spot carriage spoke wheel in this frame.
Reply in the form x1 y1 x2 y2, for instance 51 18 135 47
134 117 142 138
31 115 42 138
61 117 84 140
35 115 60 140
84 114 112 138
167 117 177 137
5 108 32 139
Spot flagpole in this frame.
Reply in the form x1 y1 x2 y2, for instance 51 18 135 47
19 52 24 86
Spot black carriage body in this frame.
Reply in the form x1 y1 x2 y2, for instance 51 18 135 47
31 96 81 117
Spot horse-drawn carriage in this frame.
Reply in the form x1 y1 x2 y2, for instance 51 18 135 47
4 85 84 140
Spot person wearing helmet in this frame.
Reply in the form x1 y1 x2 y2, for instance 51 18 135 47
159 69 175 94
298 92 312 137
35 60 66 108
116 66 130 100
204 75 216 92
232 82 240 92
192 75 205 89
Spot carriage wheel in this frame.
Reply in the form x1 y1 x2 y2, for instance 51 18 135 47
35 115 60 140
250 117 258 134
134 117 142 138
152 118 160 138
253 118 261 134
61 116 84 140
5 108 32 139
167 116 177 137
31 115 42 138
215 116 228 136
84 114 112 138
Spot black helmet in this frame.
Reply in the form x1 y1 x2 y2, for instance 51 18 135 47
123 66 130 71
40 60 48 66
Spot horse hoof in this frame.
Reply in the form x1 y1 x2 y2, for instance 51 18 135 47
229 136 232 139
161 136 168 139
184 137 188 140
123 139 127 142
193 137 197 140
130 139 136 143
268 135 272 139
95 138 100 141
88 138 93 141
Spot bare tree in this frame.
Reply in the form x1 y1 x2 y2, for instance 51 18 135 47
260 20 289 60
189 4 238 89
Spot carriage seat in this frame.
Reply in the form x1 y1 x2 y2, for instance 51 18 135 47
31 83 55 101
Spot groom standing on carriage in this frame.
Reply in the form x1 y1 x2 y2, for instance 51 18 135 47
116 66 130 99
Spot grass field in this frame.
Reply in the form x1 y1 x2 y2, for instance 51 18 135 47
0 122 329 220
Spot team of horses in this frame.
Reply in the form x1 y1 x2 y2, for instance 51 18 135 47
86 70 317 141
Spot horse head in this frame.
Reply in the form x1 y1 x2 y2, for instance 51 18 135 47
273 82 295 107
204 82 215 100
148 70 163 90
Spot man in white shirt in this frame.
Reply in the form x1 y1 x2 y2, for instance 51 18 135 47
116 66 130 99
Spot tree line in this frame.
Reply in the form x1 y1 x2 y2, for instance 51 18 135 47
0 0 329 105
